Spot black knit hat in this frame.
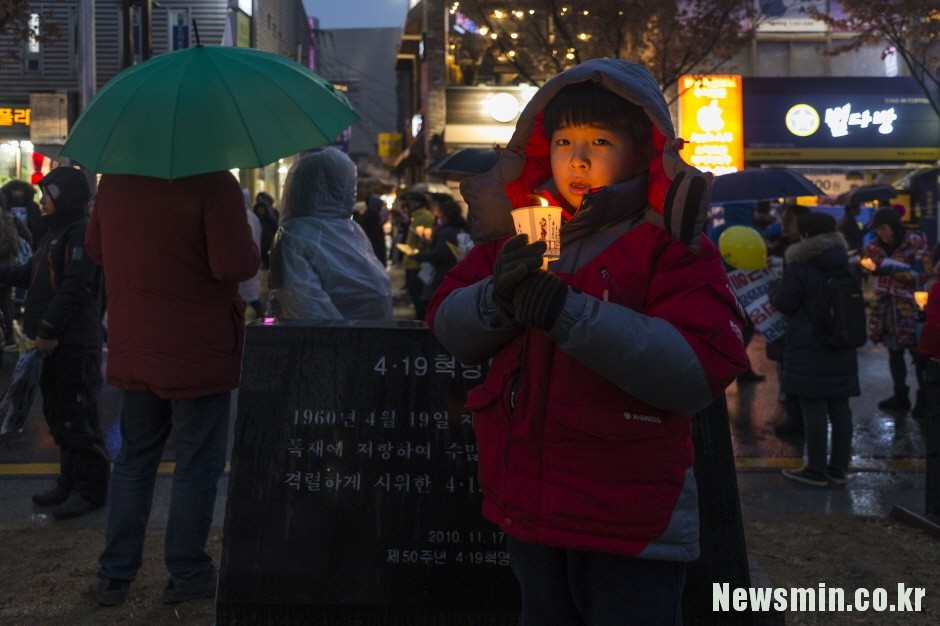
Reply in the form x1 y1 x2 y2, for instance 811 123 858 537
870 207 901 229
797 212 836 237
38 167 91 215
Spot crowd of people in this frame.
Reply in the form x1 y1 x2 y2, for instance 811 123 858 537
723 197 938 489
0 55 934 625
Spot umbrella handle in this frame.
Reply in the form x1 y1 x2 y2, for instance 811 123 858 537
192 19 201 46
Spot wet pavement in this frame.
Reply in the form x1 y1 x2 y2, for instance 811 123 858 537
728 332 929 521
0 268 933 530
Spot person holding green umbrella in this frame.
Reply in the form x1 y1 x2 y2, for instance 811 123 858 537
58 44 354 605
85 169 260 606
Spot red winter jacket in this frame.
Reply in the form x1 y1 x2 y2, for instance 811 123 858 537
916 280 940 359
428 224 745 560
86 172 259 399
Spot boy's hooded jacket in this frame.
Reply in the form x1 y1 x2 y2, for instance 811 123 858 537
267 148 392 320
426 59 748 561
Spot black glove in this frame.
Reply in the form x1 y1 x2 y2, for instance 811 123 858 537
493 234 546 317
512 270 569 331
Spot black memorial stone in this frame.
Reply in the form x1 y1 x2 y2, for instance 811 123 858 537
217 321 520 625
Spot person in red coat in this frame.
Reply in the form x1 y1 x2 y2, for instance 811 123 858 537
916 279 940 516
427 59 747 625
85 171 259 606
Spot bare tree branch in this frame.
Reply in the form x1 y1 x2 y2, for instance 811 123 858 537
453 0 755 95
808 0 940 120
0 0 66 66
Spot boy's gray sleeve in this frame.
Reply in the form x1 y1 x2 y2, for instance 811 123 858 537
547 291 714 415
431 277 523 364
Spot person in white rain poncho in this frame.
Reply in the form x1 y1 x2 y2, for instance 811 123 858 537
267 148 393 320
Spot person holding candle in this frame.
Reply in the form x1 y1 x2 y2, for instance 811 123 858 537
862 207 933 413
426 59 748 625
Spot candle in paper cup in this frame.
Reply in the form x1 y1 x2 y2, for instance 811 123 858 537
914 291 929 310
511 200 562 269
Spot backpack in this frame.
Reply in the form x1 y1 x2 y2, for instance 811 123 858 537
812 269 867 349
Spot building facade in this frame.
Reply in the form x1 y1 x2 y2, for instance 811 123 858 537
0 0 310 194
394 0 938 234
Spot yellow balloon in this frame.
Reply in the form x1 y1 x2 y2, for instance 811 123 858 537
718 225 767 271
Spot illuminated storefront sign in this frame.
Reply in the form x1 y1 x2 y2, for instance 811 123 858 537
0 101 31 140
677 75 744 175
444 86 537 146
744 77 940 162
0 108 31 128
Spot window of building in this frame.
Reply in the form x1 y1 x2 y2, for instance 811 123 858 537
169 9 192 50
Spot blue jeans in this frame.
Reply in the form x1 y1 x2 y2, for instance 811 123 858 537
98 390 230 582
507 536 686 625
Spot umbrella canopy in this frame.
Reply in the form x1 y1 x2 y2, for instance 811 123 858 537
710 168 823 204
405 182 454 196
835 184 898 206
427 147 500 180
60 45 358 180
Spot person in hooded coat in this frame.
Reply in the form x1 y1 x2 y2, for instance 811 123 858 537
769 212 860 487
426 59 748 624
0 167 109 519
0 179 43 344
0 179 45 245
267 148 392 320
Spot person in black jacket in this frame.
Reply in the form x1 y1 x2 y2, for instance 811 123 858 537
770 212 860 487
0 179 45 245
0 191 23 346
411 199 467 311
353 195 388 266
837 203 864 253
251 197 279 270
0 167 109 518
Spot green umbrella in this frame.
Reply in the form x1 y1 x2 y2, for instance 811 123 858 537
60 45 358 180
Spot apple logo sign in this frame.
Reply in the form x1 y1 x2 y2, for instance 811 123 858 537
696 100 725 132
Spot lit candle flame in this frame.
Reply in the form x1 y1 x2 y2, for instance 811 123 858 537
914 291 929 310
527 194 550 208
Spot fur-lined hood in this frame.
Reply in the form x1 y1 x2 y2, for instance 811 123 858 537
785 231 849 267
459 58 711 249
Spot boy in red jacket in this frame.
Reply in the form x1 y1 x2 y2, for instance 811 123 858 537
427 59 747 625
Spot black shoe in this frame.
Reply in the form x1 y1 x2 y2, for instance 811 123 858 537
782 466 828 487
32 484 70 507
737 370 766 384
774 420 804 436
164 565 218 604
50 492 102 520
826 467 847 485
89 576 130 606
877 395 911 411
